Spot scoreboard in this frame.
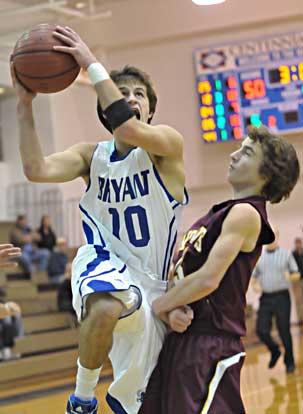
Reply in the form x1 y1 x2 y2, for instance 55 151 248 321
194 32 303 143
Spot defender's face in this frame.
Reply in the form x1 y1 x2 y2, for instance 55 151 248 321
228 137 265 188
117 80 152 124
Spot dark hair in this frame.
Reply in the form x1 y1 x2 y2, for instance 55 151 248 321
110 66 157 120
97 66 157 131
39 214 50 229
17 214 26 221
248 125 300 203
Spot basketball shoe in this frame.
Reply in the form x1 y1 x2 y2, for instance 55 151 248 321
66 394 98 414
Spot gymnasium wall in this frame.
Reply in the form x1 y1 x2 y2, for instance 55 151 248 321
0 0 302 248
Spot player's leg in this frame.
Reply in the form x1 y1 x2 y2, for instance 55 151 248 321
145 333 245 414
143 332 210 414
67 292 123 414
274 291 295 372
256 294 280 368
67 243 145 414
204 353 246 414
139 347 164 414
79 292 123 369
32 247 50 271
106 290 166 414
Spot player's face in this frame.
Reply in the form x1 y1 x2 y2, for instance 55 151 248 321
228 137 266 190
117 80 152 124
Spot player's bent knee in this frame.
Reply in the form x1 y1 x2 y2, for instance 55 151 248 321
86 292 123 322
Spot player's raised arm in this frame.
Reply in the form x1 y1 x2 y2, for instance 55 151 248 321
153 203 261 318
114 121 183 159
52 26 183 159
10 64 93 183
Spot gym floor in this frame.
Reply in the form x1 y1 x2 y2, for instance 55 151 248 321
0 326 302 414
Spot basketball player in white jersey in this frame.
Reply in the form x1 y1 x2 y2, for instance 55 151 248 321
11 25 188 414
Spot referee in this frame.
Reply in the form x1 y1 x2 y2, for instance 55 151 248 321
252 229 300 373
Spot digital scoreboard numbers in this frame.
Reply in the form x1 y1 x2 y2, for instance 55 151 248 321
194 32 303 142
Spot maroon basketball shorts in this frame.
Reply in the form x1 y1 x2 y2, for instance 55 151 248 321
140 331 246 414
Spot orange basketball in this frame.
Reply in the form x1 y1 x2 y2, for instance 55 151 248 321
11 23 80 93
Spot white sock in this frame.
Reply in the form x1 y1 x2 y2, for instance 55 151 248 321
75 359 102 401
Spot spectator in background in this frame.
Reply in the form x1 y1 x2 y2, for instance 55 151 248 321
9 214 50 277
0 297 23 361
292 237 303 325
0 247 23 361
252 229 300 373
47 237 69 285
0 243 22 319
0 311 23 361
37 214 57 252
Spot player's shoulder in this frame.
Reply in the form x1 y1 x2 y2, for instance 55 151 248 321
226 202 261 231
155 124 184 151
69 142 97 154
157 124 183 142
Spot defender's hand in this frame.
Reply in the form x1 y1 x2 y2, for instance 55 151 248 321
53 26 97 69
168 306 194 333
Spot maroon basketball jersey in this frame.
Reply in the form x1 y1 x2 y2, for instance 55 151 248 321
174 196 274 337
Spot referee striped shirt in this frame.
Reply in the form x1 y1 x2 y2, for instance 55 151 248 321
253 247 298 293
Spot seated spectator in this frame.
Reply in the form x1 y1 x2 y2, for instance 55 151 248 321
0 244 22 319
37 214 57 252
47 237 69 285
0 313 24 361
9 214 50 277
0 289 23 361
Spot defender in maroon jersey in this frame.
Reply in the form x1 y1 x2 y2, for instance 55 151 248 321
140 125 300 414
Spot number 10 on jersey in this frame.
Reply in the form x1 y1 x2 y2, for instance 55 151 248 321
109 206 150 247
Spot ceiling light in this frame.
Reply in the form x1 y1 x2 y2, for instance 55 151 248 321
75 2 86 9
192 0 226 5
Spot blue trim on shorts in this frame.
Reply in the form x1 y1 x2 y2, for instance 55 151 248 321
106 393 128 414
87 279 121 292
79 248 110 278
162 216 176 280
79 204 106 247
79 264 127 294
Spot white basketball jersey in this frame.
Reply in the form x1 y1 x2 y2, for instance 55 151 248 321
79 140 187 281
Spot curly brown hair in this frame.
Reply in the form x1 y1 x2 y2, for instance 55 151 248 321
248 125 300 203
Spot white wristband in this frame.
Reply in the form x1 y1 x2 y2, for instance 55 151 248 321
87 62 110 85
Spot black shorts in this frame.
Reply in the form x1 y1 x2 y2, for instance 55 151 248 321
140 331 246 414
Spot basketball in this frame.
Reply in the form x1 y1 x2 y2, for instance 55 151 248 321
11 23 80 93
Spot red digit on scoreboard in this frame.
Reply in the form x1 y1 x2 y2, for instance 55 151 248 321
243 79 266 100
